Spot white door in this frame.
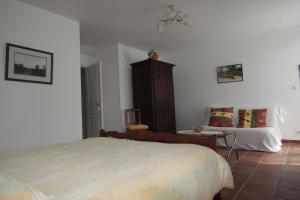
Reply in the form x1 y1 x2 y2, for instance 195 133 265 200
85 62 103 138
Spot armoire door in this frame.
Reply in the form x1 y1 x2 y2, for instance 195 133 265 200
132 66 155 130
153 68 176 132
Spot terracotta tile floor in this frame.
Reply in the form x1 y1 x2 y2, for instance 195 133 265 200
217 141 300 200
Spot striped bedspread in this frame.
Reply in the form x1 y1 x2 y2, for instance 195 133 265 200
0 137 233 200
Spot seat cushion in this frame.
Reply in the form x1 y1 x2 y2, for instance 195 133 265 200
237 109 267 128
209 107 234 127
202 126 282 152
127 124 149 131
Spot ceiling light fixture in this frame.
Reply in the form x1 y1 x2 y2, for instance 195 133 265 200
156 4 191 32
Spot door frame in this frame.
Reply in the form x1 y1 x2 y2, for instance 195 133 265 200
81 67 87 139
98 61 104 130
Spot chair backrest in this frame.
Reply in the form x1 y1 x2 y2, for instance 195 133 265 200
125 109 142 126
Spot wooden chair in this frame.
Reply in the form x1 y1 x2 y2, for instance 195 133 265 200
125 109 149 131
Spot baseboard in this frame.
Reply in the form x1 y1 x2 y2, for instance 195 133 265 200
282 139 300 144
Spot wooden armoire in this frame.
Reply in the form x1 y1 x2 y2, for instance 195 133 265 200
131 59 176 133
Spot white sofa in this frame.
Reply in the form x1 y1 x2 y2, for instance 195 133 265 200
203 106 284 152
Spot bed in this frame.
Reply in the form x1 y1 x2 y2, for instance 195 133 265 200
0 131 233 200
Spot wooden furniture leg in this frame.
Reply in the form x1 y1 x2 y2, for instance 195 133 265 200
213 192 221 200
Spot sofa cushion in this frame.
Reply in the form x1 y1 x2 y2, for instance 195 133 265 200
204 105 285 128
237 109 267 128
208 107 234 127
202 126 282 152
236 106 282 127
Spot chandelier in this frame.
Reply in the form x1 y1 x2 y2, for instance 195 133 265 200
156 4 191 32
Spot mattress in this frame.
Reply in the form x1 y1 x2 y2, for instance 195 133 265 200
0 137 233 200
203 126 282 152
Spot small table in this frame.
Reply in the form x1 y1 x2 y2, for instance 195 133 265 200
177 130 238 160
216 131 238 160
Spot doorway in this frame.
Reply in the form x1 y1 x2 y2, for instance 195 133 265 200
81 62 103 138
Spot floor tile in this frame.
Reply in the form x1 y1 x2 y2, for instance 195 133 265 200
235 160 258 167
242 182 277 197
256 163 282 171
217 141 300 200
264 152 286 159
251 168 281 178
286 156 300 165
281 171 300 182
232 163 256 173
278 177 300 191
248 174 279 187
276 188 300 200
244 151 265 157
221 188 238 200
283 165 300 173
260 157 286 165
236 191 273 200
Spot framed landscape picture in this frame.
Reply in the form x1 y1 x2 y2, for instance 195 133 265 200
217 64 243 83
5 43 53 84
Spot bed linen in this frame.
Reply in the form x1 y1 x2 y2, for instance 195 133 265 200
0 137 233 200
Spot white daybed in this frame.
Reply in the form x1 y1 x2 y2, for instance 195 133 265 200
203 105 284 152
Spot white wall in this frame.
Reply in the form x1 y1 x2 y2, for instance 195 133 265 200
80 54 98 67
82 43 147 131
118 44 147 129
0 0 82 151
166 25 300 140
80 44 100 67
98 44 122 131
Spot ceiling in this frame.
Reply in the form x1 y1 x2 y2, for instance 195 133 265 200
19 0 300 54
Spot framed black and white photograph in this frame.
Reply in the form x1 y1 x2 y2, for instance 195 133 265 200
217 64 243 83
5 43 53 84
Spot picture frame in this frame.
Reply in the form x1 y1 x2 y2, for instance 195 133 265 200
217 64 243 83
5 43 53 84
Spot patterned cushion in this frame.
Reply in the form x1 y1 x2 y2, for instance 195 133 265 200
237 109 267 128
127 124 149 131
209 107 234 127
